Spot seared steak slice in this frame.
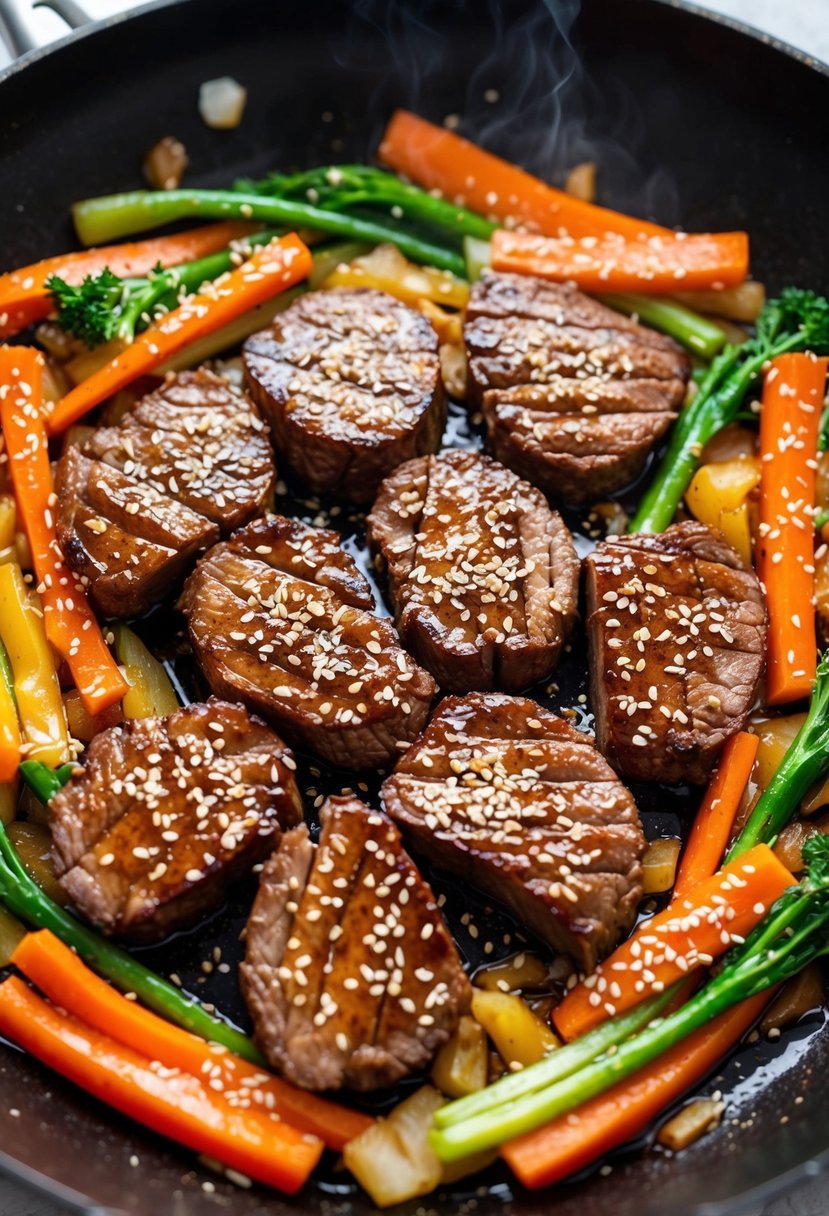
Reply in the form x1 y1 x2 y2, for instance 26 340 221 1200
464 272 690 503
241 796 470 1092
50 700 302 942
585 521 767 785
55 369 275 619
178 515 436 770
244 288 445 503
381 693 645 972
367 449 579 693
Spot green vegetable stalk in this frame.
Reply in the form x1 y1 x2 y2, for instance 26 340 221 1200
0 821 262 1064
629 288 829 534
431 835 829 1161
19 760 76 804
72 189 470 277
728 652 829 860
598 293 727 361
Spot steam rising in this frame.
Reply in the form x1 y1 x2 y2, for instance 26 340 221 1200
332 0 679 227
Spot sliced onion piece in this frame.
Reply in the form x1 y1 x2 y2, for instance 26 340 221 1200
198 77 248 130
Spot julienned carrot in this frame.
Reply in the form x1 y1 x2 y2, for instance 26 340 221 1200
0 347 128 716
503 991 768 1189
0 976 322 1195
553 844 795 1041
0 221 256 340
378 110 670 241
674 732 760 899
490 229 749 294
757 353 829 706
12 930 372 1152
46 233 312 434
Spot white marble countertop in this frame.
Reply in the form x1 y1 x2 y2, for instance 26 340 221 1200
0 0 826 1212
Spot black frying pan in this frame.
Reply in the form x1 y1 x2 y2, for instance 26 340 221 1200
1 2 828 1214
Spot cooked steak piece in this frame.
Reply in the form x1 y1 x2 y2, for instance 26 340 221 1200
464 272 690 503
381 693 645 972
179 515 436 770
55 369 275 619
367 449 579 693
585 521 767 785
241 795 470 1092
243 288 445 503
49 699 302 942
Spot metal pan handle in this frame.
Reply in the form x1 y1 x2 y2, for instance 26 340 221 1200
0 0 90 59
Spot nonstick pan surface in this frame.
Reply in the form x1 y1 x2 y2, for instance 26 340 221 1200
0 2 828 1213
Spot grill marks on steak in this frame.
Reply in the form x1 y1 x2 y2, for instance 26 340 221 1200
244 288 445 503
464 272 690 503
367 449 579 693
241 796 470 1092
55 370 275 618
178 515 436 770
49 700 302 942
585 522 767 785
381 694 646 972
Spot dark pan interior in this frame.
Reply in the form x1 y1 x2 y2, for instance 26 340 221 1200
1 2 828 1214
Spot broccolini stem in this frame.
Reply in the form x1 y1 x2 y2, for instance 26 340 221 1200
0 822 262 1063
728 654 829 860
628 334 804 534
599 293 726 361
19 761 75 803
72 190 468 277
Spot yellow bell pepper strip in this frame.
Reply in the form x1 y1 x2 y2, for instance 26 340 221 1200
0 562 70 768
45 233 313 434
0 638 20 782
111 624 179 719
0 492 15 549
321 243 470 310
685 457 760 566
0 347 129 716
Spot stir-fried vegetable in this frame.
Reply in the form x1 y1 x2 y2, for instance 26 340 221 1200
19 759 75 804
13 931 371 1151
112 625 179 719
0 976 322 1194
672 281 766 323
630 288 829 534
674 732 759 898
502 993 768 1188
431 835 829 1163
0 221 255 341
553 844 794 1040
320 241 469 310
0 347 129 715
470 989 559 1069
599 292 727 359
0 562 70 768
47 230 282 349
685 456 760 566
0 637 20 783
46 234 312 433
729 653 829 859
0 818 261 1061
432 1015 489 1098
71 187 471 277
490 228 749 294
757 353 827 705
379 110 671 241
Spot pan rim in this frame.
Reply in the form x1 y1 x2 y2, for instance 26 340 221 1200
0 0 827 1212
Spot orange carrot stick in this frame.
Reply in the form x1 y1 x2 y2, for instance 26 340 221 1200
553 844 795 1041
46 233 311 434
0 976 322 1194
757 353 829 706
0 347 128 716
674 732 760 899
11 930 372 1152
504 991 769 1189
378 109 670 241
0 221 257 340
490 228 749 294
